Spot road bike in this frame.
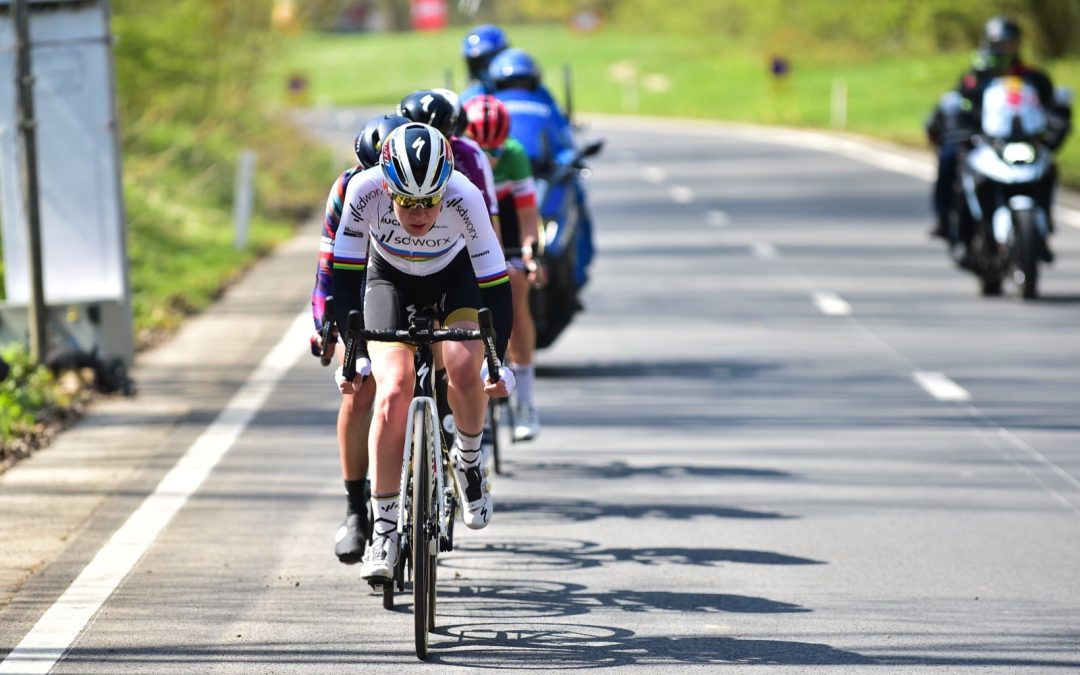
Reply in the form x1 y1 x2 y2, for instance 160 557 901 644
341 305 501 660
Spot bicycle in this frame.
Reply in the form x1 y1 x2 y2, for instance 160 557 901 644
341 305 502 660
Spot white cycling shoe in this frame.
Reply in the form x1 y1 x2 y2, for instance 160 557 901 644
512 403 541 442
360 530 398 581
451 449 492 529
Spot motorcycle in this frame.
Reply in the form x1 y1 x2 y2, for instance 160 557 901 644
954 76 1068 299
530 138 603 348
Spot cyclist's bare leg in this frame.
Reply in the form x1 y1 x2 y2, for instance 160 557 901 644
368 345 415 495
442 327 486 436
339 377 375 480
507 267 535 367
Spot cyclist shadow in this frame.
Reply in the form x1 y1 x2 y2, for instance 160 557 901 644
442 536 824 574
493 497 795 523
425 622 876 667
416 574 872 667
518 460 794 481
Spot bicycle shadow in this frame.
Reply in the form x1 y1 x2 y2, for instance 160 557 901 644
426 622 876 668
442 537 824 573
537 359 779 381
494 497 793 524
518 460 793 481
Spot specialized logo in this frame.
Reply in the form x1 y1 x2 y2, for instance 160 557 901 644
418 362 430 391
412 135 427 162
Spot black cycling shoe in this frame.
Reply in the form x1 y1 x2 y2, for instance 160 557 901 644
334 513 368 564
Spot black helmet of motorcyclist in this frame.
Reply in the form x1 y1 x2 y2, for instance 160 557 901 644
397 89 459 139
980 16 1021 72
354 113 411 169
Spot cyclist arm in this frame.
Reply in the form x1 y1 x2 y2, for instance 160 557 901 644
313 169 354 332
330 175 375 357
458 184 512 360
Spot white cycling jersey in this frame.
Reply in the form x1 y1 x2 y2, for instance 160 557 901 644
333 167 509 285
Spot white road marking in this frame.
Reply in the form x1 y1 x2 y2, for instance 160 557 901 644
707 210 731 227
642 166 666 183
750 241 779 259
670 185 695 203
912 371 971 402
0 311 312 675
812 291 851 316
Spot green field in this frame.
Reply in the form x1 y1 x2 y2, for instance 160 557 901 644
263 23 1080 186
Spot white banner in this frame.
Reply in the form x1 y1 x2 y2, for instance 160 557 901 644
0 2 126 304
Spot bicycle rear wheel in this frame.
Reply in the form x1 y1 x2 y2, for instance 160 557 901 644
410 405 437 660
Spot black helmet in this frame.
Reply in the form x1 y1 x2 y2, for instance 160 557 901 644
354 113 410 169
397 89 458 139
982 16 1021 57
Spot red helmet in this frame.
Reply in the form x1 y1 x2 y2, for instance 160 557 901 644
463 95 510 150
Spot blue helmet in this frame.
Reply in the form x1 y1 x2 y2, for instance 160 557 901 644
488 47 541 91
462 24 509 81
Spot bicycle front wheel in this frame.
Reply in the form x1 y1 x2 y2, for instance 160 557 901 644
410 404 437 660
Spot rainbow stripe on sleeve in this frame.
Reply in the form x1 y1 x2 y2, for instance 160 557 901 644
477 268 509 288
332 256 367 272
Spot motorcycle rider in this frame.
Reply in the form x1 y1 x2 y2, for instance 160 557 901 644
310 113 410 564
926 16 1071 260
488 47 596 289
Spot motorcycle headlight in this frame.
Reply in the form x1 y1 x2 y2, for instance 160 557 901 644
1002 142 1036 164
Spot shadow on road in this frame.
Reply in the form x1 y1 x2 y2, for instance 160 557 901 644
537 359 779 381
518 460 793 481
443 537 823 573
494 498 793 524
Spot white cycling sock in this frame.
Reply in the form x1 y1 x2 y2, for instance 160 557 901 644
512 363 535 407
371 494 399 538
454 429 482 467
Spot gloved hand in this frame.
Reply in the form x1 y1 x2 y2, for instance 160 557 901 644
335 358 371 393
480 362 516 397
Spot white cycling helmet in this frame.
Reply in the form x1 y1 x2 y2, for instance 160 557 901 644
380 122 454 198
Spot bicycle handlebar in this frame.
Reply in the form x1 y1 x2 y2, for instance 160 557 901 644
318 295 336 367
341 309 362 381
353 307 503 385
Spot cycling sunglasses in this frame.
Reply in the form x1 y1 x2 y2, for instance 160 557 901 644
390 190 445 209
484 146 504 159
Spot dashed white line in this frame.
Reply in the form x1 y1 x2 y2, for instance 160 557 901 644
642 166 666 183
750 241 779 259
812 291 851 316
707 210 730 227
670 185 695 203
0 311 312 675
912 371 971 402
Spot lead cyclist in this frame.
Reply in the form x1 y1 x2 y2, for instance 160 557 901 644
331 123 515 581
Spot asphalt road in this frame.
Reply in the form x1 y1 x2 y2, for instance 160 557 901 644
2 113 1079 673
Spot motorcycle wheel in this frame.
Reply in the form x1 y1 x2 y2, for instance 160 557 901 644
1013 209 1040 300
980 275 1003 296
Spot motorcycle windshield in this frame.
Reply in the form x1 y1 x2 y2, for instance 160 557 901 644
981 76 1047 139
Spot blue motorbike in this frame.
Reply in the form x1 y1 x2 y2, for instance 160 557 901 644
531 138 603 348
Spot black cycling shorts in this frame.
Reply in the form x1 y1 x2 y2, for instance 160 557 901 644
364 246 480 353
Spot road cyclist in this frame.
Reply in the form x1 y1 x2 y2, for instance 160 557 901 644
309 113 411 565
463 93 545 442
329 122 514 586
